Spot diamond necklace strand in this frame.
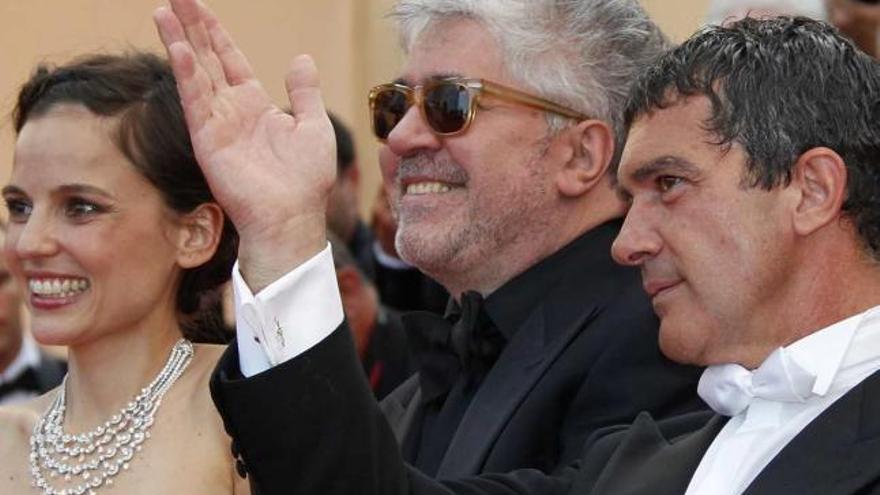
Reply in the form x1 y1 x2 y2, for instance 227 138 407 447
29 339 194 495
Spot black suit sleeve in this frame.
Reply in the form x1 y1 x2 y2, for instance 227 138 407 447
210 326 575 495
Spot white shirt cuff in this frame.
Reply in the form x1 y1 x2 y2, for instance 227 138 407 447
232 243 344 377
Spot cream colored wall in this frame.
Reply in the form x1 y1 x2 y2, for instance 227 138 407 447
642 0 711 42
0 0 707 219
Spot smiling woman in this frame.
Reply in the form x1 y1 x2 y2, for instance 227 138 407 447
0 52 249 495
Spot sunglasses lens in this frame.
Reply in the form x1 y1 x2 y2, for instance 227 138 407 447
372 88 410 140
424 82 470 134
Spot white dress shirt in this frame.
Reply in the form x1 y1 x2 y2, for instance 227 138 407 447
0 333 43 406
685 306 880 495
233 243 343 377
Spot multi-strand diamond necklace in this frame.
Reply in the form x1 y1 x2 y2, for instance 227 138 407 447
29 339 193 495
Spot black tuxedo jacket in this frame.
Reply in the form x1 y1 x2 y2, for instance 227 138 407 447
577 366 880 495
378 222 704 477
212 330 880 495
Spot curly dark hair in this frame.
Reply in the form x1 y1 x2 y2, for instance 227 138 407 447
13 51 238 343
624 16 880 259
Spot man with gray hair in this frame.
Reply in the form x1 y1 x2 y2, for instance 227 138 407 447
154 0 704 490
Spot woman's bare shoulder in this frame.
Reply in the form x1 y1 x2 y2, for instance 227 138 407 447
0 397 48 453
179 343 229 410
0 405 40 491
193 342 227 364
0 405 34 432
0 392 55 422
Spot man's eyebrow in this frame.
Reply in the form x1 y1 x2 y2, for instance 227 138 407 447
628 156 701 183
393 72 466 87
429 71 464 80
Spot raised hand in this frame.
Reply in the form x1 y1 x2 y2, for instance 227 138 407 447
154 0 336 291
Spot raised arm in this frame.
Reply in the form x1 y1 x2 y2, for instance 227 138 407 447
153 0 335 292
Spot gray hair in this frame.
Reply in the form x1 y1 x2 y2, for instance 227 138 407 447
391 0 669 163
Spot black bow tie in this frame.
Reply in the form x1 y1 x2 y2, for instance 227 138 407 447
403 291 506 404
0 367 42 399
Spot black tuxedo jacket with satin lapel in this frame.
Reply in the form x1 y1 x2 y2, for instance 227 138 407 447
577 366 880 495
378 221 705 477
212 336 880 495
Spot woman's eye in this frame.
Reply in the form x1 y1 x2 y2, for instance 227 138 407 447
656 176 684 193
65 199 104 218
4 198 32 222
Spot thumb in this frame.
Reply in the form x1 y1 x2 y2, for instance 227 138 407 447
285 54 327 123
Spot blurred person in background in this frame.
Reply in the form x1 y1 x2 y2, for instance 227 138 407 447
326 112 377 280
826 0 880 56
329 232 413 400
0 223 66 406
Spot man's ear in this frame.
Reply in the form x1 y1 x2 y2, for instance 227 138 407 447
175 203 225 269
555 119 615 198
790 147 848 236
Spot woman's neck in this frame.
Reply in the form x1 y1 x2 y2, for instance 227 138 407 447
61 313 184 432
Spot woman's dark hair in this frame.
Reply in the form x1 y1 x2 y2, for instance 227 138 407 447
13 51 238 343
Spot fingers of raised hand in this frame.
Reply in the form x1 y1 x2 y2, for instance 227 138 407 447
154 7 215 130
172 45 218 131
199 2 255 85
285 55 327 123
167 0 229 92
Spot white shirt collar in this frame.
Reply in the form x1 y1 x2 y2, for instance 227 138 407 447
784 306 876 396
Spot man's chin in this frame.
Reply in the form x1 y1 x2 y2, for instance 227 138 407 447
396 231 463 273
657 320 711 366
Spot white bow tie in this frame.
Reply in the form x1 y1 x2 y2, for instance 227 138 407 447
698 348 818 417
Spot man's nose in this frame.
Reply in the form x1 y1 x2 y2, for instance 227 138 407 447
385 105 443 158
611 204 662 266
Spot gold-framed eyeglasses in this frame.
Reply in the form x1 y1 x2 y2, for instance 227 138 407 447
368 77 588 141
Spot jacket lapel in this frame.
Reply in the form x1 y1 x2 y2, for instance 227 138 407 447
434 220 636 476
745 369 880 495
582 413 724 495
435 300 598 476
378 374 424 444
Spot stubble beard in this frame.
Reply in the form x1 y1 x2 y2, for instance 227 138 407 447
393 149 552 289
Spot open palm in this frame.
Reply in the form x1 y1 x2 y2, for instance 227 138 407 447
155 0 335 288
